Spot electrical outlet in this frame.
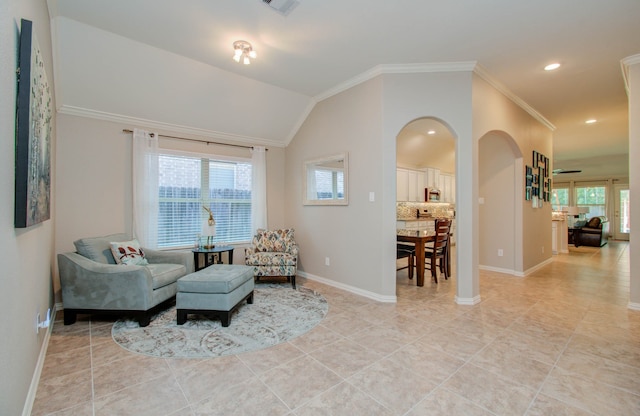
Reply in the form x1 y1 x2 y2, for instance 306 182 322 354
498 249 503 257
325 257 330 266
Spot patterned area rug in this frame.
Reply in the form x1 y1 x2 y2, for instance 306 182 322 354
112 283 328 358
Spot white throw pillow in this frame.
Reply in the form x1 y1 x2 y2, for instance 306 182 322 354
110 239 149 266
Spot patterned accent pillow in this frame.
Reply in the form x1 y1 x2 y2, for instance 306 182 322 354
110 239 149 266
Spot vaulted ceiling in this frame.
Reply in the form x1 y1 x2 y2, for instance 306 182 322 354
48 0 640 180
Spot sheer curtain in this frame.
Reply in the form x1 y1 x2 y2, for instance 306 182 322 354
132 128 159 248
251 146 268 231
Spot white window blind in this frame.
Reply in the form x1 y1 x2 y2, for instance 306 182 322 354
551 187 569 211
158 152 252 248
575 185 606 217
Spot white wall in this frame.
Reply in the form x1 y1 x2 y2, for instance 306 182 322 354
51 17 313 144
55 114 287 295
473 74 553 273
625 56 640 308
382 71 476 302
286 68 552 303
0 1 56 414
285 77 390 299
287 70 476 301
479 132 519 271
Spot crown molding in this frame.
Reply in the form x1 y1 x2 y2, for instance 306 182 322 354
473 64 556 131
314 62 478 102
57 105 285 148
313 61 555 132
621 54 640 95
284 100 317 146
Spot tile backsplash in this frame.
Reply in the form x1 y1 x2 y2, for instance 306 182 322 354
397 202 455 219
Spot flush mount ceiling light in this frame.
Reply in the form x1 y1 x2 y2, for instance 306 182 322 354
427 130 436 135
232 40 257 65
585 119 597 124
544 63 561 71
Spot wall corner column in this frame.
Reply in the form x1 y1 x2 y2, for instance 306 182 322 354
622 54 640 309
455 130 481 305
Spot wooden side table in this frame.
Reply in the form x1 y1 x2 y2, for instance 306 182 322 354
192 246 234 271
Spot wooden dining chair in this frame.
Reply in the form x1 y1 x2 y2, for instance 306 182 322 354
424 218 451 283
396 243 415 280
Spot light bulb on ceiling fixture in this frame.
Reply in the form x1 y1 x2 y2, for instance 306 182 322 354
544 63 561 71
232 40 256 65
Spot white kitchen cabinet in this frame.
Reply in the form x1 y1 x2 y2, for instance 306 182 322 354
416 172 426 201
396 169 409 201
397 168 428 201
438 173 456 203
424 167 440 189
408 170 418 201
399 166 454 202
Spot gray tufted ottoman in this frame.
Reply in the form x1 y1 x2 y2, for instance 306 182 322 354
176 264 254 327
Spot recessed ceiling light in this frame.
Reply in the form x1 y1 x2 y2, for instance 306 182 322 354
585 119 597 124
544 63 561 71
427 130 436 135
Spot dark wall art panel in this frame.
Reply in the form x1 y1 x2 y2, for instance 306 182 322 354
15 19 52 228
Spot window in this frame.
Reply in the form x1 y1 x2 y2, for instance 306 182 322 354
575 185 606 217
551 187 569 211
158 152 252 248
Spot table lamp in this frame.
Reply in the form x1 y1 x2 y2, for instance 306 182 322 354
202 206 216 249
566 206 579 227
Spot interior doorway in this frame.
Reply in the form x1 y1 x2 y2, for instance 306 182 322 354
395 117 456 288
613 184 630 241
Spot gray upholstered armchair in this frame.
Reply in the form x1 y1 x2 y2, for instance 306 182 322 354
57 233 193 327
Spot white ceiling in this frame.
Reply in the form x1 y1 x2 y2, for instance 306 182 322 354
48 0 640 179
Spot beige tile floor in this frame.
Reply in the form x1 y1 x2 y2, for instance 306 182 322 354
32 242 640 415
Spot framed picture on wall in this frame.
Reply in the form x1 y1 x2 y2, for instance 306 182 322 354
15 19 52 228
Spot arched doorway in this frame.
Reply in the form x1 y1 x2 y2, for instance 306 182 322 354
396 117 457 288
478 130 524 274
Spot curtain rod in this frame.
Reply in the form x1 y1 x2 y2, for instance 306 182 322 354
122 129 266 151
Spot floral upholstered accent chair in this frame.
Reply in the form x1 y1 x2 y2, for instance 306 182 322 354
245 228 298 288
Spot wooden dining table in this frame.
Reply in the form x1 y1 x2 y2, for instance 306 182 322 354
397 229 435 287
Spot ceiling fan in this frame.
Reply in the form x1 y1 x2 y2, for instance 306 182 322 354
552 168 582 175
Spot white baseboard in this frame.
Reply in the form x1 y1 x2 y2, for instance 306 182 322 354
522 257 554 276
298 271 397 303
479 265 517 276
22 303 59 416
455 295 482 305
479 257 553 278
628 302 640 311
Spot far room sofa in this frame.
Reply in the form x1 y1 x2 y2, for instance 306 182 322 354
576 216 609 247
58 233 193 326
